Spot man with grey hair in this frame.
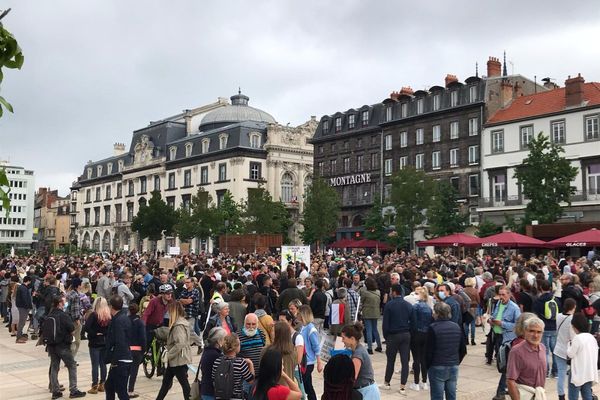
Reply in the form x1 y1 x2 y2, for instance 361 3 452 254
425 301 467 400
237 313 266 381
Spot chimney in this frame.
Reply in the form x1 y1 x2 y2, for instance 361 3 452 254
487 56 501 78
445 74 458 87
565 74 585 107
400 87 414 96
390 91 400 101
500 79 514 107
541 78 559 90
513 82 523 98
113 143 126 156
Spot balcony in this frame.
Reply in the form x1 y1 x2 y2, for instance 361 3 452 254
113 221 131 228
478 190 600 209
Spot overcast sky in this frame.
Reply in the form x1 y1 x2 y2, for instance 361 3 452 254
1 0 599 195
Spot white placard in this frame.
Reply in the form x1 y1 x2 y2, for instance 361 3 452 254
281 245 310 272
169 246 181 256
123 244 129 252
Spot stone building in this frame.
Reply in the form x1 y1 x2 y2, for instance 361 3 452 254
0 162 35 248
34 188 70 251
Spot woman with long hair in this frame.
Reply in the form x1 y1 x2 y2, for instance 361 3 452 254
322 354 361 400
409 286 433 392
269 322 299 388
359 277 382 354
156 302 193 400
252 348 301 400
341 322 380 400
84 296 111 394
297 305 322 400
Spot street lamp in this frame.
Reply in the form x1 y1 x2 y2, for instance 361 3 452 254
224 219 229 254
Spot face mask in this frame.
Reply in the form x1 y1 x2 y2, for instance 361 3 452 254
245 328 257 337
438 291 447 300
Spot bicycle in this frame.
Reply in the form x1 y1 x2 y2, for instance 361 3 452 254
142 336 166 378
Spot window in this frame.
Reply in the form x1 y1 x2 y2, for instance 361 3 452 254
87 168 92 179
416 153 424 170
469 117 479 136
128 180 134 195
335 117 342 132
469 207 479 225
318 162 324 175
218 163 227 181
343 141 349 150
371 135 378 145
104 206 110 225
127 203 134 222
493 175 506 203
469 174 479 196
154 175 160 191
588 164 600 195
169 146 177 160
416 98 424 114
433 94 441 111
168 172 175 189
322 120 329 134
200 166 209 184
585 115 599 140
97 165 103 176
468 145 480 164
385 134 392 150
182 194 191 211
401 103 408 118
95 187 101 201
140 176 147 193
384 159 392 176
330 159 337 174
450 148 459 167
356 138 363 148
432 151 441 169
361 110 369 126
166 196 175 209
432 125 441 142
183 170 191 187
492 130 504 153
399 156 407 170
469 85 477 102
219 134 228 150
105 185 112 199
85 189 91 202
450 177 459 192
249 162 261 180
94 207 100 225
551 120 566 144
416 128 424 145
356 155 364 172
348 114 355 129
201 139 210 153
116 183 122 198
115 204 122 223
84 209 90 226
216 190 226 207
185 142 193 157
331 143 336 152
318 145 323 154
118 160 124 172
343 157 350 173
450 91 458 107
107 163 113 175
520 125 534 149
371 153 378 170
400 131 407 148
249 134 261 148
450 121 459 139
385 106 393 122
281 173 294 203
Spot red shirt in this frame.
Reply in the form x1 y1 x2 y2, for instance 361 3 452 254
142 296 169 327
506 341 547 388
267 385 290 400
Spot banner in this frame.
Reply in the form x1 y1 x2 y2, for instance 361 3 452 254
281 245 310 272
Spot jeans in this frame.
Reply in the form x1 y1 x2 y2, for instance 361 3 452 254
1 301 7 319
542 330 557 375
463 319 476 342
410 331 428 384
186 318 203 346
496 372 507 396
128 350 143 392
428 365 459 400
71 321 82 357
156 365 191 400
555 356 569 396
49 345 78 394
17 307 29 337
302 364 316 400
105 362 131 400
364 318 381 350
384 331 411 385
89 347 107 386
568 380 593 400
33 305 45 333
201 396 216 400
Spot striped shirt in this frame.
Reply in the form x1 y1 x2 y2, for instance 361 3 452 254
237 329 266 377
212 355 253 399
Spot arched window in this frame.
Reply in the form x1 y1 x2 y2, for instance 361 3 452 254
249 133 261 148
201 139 210 154
219 134 228 150
169 146 177 160
185 142 193 157
281 173 294 203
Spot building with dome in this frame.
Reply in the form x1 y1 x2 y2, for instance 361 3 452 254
71 93 316 252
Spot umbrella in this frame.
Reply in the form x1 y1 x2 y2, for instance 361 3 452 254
329 238 352 248
546 228 600 248
417 233 479 247
474 231 547 248
347 239 391 250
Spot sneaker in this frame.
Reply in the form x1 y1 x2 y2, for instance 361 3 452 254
492 395 506 400
408 383 420 391
420 382 429 391
471 340 476 346
399 388 407 396
379 383 391 391
375 347 382 353
87 385 98 395
97 383 104 392
31 334 38 340
49 385 65 393
367 349 373 355
69 390 86 398
52 392 63 399
16 337 28 344
128 393 139 399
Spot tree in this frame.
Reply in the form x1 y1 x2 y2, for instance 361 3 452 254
389 167 435 252
476 219 502 237
210 190 243 237
426 180 469 237
301 177 340 249
132 191 177 246
364 195 386 241
243 187 290 235
173 188 215 243
0 9 25 216
513 132 578 224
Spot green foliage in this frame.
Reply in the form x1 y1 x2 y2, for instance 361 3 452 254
426 180 469 237
503 214 525 234
364 195 386 241
210 191 243 237
476 219 502 237
301 177 340 247
0 168 9 217
513 132 578 224
243 187 290 235
389 167 435 250
173 188 215 242
132 191 177 242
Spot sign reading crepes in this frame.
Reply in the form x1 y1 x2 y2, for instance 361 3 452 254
329 173 371 187
481 242 498 247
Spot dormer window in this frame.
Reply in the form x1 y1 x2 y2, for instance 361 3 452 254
348 114 355 129
185 142 193 157
107 163 113 175
97 165 103 176
450 91 458 107
416 98 424 114
169 146 177 160
433 94 441 111
401 103 408 118
219 134 228 150
385 106 393 122
249 133 261 149
335 117 342 132
201 139 210 154
469 85 477 102
87 168 92 179
323 120 329 134
118 160 124 172
361 110 369 126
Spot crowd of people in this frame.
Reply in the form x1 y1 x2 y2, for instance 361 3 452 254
1 248 600 400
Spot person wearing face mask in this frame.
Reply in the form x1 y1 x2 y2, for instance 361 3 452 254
237 313 266 396
435 284 462 326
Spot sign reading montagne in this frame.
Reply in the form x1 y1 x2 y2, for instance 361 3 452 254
329 173 372 187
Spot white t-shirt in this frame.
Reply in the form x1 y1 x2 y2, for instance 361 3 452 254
553 313 574 359
567 332 599 387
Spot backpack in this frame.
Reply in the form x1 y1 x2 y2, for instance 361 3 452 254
213 356 235 399
544 297 559 320
457 291 471 314
42 314 62 346
111 282 121 296
293 331 308 375
496 339 514 373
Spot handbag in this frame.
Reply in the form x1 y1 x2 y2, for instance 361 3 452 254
190 364 202 400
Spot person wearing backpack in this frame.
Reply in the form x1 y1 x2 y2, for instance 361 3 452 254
533 279 559 379
45 295 87 399
212 333 255 400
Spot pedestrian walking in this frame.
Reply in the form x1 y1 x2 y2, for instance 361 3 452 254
104 295 132 400
566 313 598 400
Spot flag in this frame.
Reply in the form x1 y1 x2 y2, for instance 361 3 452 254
330 303 345 325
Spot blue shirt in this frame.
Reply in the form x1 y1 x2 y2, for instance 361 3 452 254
383 296 412 337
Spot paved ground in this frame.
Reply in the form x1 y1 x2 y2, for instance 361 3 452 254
0 322 579 400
